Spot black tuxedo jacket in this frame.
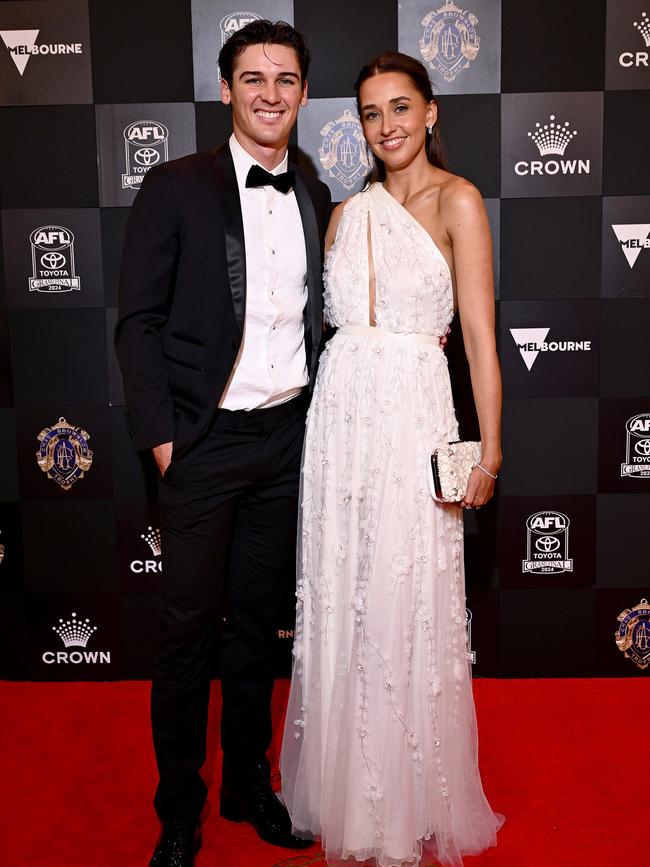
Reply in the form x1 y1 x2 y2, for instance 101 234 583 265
115 142 331 456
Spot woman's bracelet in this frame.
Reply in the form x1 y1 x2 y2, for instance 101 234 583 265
476 463 498 480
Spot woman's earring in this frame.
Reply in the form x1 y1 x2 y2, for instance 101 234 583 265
426 123 434 134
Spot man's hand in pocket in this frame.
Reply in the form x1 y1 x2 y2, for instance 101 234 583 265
152 441 173 476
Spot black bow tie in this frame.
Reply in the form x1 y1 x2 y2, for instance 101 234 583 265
245 163 295 194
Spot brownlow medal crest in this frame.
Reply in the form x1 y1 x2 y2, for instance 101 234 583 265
615 599 650 670
36 416 93 490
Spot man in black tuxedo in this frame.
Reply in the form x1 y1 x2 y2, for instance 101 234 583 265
115 21 330 867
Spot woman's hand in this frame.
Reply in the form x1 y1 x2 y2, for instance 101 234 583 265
460 456 500 509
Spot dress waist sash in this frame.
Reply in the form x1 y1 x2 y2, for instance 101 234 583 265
336 324 442 345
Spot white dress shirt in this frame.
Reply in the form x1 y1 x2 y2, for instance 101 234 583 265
220 134 308 410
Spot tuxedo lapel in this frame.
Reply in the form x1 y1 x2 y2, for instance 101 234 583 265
212 143 246 335
293 172 323 356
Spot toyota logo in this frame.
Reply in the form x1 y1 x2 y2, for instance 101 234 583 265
536 536 560 553
635 438 650 456
134 147 160 166
41 252 66 269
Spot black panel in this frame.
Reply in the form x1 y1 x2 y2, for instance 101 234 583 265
499 588 596 676
437 94 500 198
0 106 98 207
501 0 606 93
22 500 118 593
105 308 124 407
600 300 650 399
9 309 108 405
500 398 599 496
0 310 13 406
603 90 650 195
463 499 499 590
294 0 398 98
0 594 28 678
89 0 194 104
0 409 19 500
0 502 24 593
597 494 650 587
501 198 602 300
120 592 162 678
195 101 233 152
100 209 129 307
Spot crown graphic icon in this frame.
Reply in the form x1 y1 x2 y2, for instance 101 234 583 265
634 11 650 46
141 526 161 557
52 612 98 648
527 115 577 156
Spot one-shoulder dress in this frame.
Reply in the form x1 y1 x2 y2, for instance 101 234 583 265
281 182 503 867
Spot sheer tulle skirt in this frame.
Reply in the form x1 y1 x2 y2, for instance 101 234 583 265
281 331 504 867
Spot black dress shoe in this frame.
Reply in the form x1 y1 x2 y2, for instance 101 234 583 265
149 820 201 867
220 781 314 849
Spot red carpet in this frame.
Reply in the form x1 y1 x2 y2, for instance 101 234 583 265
0 678 647 867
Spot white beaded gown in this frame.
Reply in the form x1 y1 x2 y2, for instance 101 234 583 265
281 182 503 867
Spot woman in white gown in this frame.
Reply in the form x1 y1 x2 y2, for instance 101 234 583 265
281 51 504 867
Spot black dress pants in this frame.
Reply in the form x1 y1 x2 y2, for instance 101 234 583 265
152 395 307 822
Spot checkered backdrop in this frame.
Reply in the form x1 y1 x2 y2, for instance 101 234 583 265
1 0 649 681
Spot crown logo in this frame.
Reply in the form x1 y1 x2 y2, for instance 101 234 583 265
634 11 650 47
141 526 161 557
52 612 98 648
527 115 577 156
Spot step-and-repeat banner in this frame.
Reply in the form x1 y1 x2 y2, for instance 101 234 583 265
1 0 648 681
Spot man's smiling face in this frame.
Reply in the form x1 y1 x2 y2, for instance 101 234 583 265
221 42 308 158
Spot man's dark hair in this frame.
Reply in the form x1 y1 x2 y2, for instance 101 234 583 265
218 20 311 87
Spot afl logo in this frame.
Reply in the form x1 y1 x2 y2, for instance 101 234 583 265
122 121 169 190
522 510 573 574
219 11 262 46
621 412 650 478
29 225 80 293
319 109 370 192
420 1 480 84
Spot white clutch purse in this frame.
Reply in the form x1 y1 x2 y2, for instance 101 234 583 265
427 441 482 503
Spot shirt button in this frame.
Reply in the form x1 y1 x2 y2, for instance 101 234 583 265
271 249 275 255
269 209 273 215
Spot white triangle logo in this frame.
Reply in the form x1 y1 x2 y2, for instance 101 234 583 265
1 29 39 76
509 327 550 371
612 224 650 269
